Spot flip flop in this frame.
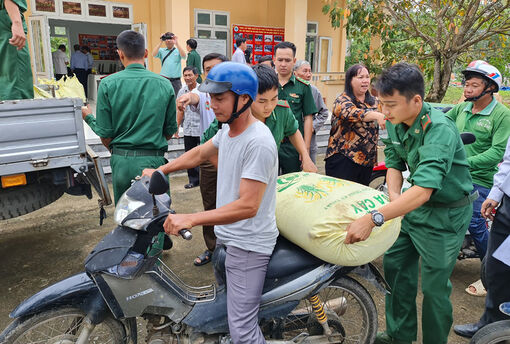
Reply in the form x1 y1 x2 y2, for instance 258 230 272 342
194 250 212 266
465 279 487 297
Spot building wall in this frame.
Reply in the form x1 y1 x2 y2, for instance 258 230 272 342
190 0 286 30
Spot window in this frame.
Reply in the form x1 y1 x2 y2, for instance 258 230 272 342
195 9 230 55
306 21 319 72
54 26 66 35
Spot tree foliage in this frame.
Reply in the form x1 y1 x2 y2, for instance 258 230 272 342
323 0 510 102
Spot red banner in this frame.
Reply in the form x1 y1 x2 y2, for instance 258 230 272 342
79 34 118 61
232 24 285 64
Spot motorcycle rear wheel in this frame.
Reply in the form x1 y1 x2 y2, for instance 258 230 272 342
470 320 510 344
0 306 126 344
277 277 378 344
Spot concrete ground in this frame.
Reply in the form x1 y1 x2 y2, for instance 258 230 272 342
0 156 485 343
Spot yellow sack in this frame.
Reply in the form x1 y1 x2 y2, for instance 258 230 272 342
33 85 53 99
276 172 401 266
56 74 86 102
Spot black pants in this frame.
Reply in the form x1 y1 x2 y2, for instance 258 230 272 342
184 135 200 185
74 68 88 97
169 78 182 99
325 153 373 186
55 74 66 81
481 194 510 324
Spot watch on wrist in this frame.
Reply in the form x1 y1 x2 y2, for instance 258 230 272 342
370 210 385 226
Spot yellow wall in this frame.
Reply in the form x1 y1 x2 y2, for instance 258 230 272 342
306 0 346 72
189 0 286 30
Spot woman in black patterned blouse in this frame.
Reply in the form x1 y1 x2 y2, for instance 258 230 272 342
325 64 386 185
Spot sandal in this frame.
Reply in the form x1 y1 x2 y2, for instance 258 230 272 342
194 250 212 266
465 279 487 297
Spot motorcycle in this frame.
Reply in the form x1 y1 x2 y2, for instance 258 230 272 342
470 302 510 344
0 171 390 344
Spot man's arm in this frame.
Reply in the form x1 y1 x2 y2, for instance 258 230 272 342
177 92 200 112
152 36 164 57
467 112 510 169
303 114 313 151
163 177 267 236
144 139 217 176
288 130 317 172
174 36 186 58
5 0 25 50
344 185 433 244
386 168 404 202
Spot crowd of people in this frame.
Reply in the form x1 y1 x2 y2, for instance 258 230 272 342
3 1 510 342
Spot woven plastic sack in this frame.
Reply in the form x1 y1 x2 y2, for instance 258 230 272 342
276 172 401 266
56 75 86 102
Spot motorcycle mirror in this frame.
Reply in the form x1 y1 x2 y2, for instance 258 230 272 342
149 170 169 195
460 132 476 145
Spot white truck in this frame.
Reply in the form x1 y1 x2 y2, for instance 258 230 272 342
0 98 111 220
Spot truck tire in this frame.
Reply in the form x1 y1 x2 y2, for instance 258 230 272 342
0 182 65 220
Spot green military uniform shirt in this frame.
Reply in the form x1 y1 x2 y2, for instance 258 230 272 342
186 49 202 83
200 100 299 150
278 75 317 136
0 0 33 100
85 63 177 151
383 102 473 204
278 75 317 173
446 97 510 188
85 63 177 203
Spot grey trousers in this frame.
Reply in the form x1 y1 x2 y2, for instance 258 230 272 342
224 246 271 344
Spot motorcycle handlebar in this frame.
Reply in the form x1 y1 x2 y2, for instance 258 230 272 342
179 229 193 240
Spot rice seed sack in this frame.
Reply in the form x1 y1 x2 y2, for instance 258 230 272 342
276 172 401 266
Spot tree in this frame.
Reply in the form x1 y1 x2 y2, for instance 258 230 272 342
323 0 510 102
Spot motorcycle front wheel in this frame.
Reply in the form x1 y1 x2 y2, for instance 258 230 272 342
276 277 378 344
0 306 126 344
470 320 510 344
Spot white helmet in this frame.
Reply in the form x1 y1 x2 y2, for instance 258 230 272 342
462 60 502 92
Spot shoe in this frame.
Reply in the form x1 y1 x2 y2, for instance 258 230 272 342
374 332 411 344
453 321 485 338
184 183 198 189
194 250 213 266
465 279 487 297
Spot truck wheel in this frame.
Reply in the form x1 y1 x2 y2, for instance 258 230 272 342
0 182 65 220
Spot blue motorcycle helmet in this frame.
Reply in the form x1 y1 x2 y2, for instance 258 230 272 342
198 62 258 124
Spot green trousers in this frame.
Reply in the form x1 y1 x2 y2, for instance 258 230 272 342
0 11 34 101
110 154 167 204
383 203 472 344
278 141 301 174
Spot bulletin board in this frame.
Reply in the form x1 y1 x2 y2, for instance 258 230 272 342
232 24 285 64
79 34 118 61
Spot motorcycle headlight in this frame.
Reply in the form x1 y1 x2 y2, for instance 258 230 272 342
123 218 152 230
114 194 146 226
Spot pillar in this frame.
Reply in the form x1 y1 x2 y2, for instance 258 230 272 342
284 0 307 60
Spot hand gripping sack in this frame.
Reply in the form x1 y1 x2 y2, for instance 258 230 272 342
276 172 401 266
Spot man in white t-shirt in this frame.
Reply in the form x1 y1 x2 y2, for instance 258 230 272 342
232 37 247 64
144 62 277 344
52 44 69 80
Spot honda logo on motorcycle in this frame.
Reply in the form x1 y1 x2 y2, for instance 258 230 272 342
126 288 154 301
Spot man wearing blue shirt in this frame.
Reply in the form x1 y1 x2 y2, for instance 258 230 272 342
152 31 186 97
71 45 90 97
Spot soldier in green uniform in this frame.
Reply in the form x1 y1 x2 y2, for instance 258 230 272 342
201 64 317 173
344 63 475 344
0 0 33 100
82 30 177 203
273 41 317 174
186 39 202 83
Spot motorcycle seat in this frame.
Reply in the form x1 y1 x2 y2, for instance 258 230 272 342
213 236 325 284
